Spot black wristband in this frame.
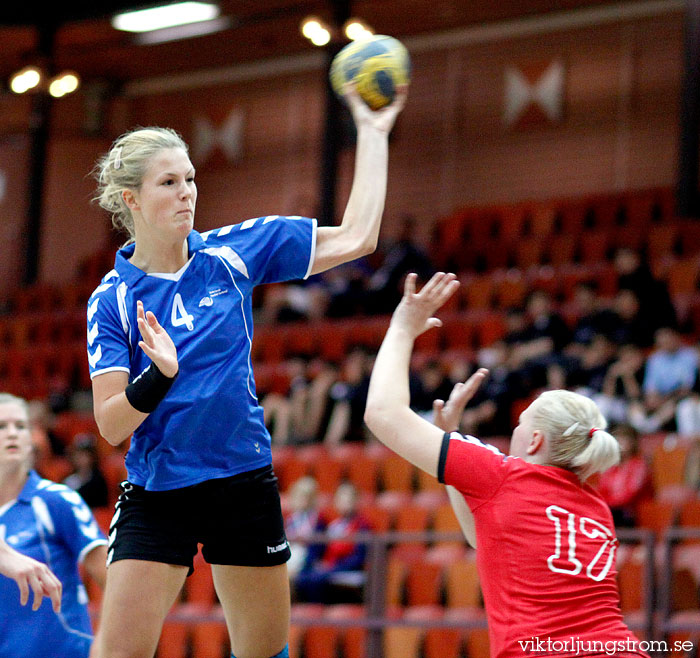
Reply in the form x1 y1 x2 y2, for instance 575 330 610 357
125 363 178 413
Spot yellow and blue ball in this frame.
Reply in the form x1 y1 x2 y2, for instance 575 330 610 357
330 35 410 110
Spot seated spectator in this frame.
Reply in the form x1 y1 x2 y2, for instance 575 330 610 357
285 476 322 579
609 288 654 348
567 334 618 394
675 373 700 438
595 344 646 425
411 358 453 419
324 348 372 445
614 247 677 334
567 281 619 355
609 288 656 348
460 343 524 437
596 424 653 527
293 482 370 603
643 327 699 411
365 213 435 314
263 358 340 445
62 434 109 509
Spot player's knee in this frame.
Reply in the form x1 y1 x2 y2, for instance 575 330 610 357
231 645 289 658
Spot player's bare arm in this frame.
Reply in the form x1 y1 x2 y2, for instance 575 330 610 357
432 371 488 549
92 301 178 446
365 272 463 475
310 82 408 276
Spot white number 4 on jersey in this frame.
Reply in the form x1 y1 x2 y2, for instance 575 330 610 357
171 293 194 331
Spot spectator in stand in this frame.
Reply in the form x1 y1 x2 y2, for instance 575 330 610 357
676 374 700 438
609 288 655 348
323 348 373 445
285 476 321 580
567 281 619 357
365 213 435 314
460 343 523 437
293 482 369 603
507 290 571 392
411 357 453 419
566 334 618 395
613 247 677 335
595 344 646 426
263 358 340 446
596 424 653 527
63 434 109 509
643 327 699 412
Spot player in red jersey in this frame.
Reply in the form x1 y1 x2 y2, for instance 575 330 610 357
364 272 649 658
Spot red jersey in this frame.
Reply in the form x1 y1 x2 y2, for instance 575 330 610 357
437 432 648 658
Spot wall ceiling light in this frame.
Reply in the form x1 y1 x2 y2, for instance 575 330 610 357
9 66 43 94
112 2 220 33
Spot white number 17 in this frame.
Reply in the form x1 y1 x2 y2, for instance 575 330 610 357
546 504 617 582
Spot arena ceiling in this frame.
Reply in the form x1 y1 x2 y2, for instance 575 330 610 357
0 1 635 86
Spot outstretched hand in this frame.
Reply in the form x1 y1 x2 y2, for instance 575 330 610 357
390 272 460 339
342 81 408 134
433 368 489 432
136 301 179 378
0 541 62 612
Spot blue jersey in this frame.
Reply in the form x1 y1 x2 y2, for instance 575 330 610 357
0 471 107 658
87 216 316 491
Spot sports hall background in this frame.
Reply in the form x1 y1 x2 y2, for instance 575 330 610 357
1 1 699 656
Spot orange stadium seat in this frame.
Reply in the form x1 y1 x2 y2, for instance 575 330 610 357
493 273 528 309
445 551 481 609
303 626 339 658
191 620 228 658
666 258 700 297
345 450 381 494
646 224 679 261
311 452 345 494
157 620 189 658
467 627 491 658
651 441 690 491
461 275 494 311
424 627 463 658
325 604 367 658
185 552 216 607
636 500 677 536
513 237 545 270
360 503 393 533
547 234 577 267
380 453 415 492
405 560 443 606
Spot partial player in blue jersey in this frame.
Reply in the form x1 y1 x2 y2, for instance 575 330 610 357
86 82 406 658
0 393 107 658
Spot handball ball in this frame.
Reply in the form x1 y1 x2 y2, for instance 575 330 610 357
330 35 410 110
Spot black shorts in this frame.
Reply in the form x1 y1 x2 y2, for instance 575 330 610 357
107 465 291 571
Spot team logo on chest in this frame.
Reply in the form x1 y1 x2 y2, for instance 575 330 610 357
198 288 229 308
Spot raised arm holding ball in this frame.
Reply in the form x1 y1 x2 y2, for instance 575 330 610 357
86 70 406 658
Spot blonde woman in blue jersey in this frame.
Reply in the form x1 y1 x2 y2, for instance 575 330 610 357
0 393 107 658
87 82 406 658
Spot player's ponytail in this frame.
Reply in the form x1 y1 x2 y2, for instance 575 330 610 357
529 390 620 481
92 126 189 242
